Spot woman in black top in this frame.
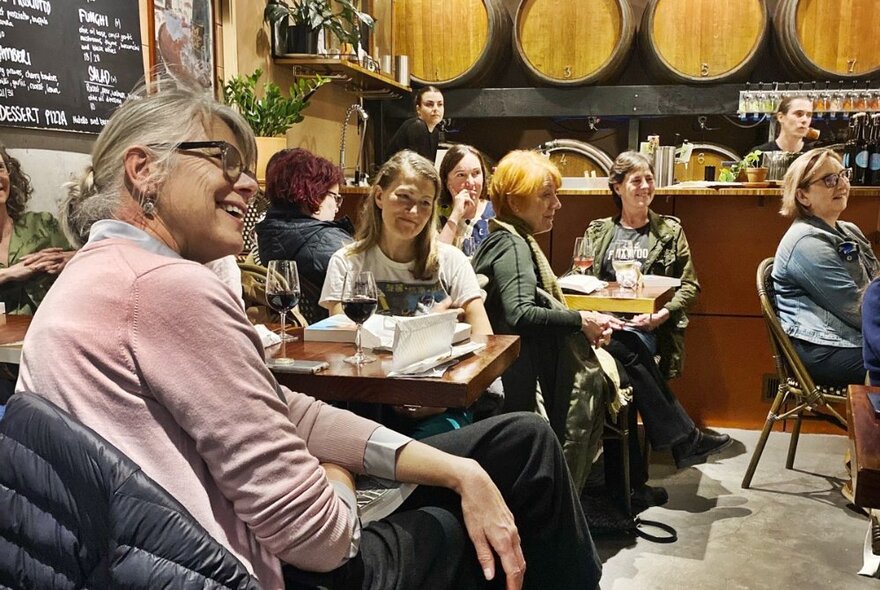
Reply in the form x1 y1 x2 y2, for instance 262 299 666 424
385 86 444 163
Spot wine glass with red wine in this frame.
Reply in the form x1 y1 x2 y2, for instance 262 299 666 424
342 270 378 365
266 260 301 354
572 236 594 274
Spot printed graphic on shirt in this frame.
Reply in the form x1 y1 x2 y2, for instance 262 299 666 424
376 279 449 316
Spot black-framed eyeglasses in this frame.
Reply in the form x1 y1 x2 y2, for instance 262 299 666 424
808 168 852 189
154 141 255 184
326 191 343 206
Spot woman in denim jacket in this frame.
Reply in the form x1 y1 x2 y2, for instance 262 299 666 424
773 148 879 386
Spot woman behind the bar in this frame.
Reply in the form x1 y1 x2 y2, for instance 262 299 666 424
385 86 444 164
774 147 877 387
752 95 815 154
437 144 494 249
16 79 602 590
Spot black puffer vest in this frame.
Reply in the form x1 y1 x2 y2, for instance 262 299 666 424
0 393 263 590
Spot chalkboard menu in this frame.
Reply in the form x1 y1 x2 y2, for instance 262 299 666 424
0 0 143 134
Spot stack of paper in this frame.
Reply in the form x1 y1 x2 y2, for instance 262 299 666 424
558 274 607 294
305 313 471 348
642 275 682 288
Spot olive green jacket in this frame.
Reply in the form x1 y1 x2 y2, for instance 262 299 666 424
0 212 71 315
473 227 611 490
585 210 700 379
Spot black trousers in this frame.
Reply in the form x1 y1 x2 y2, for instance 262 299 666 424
605 330 695 451
284 413 602 590
791 337 866 387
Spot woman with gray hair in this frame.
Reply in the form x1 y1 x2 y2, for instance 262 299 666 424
15 80 601 590
773 147 878 386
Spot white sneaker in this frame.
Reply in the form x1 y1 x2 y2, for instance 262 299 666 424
356 476 417 524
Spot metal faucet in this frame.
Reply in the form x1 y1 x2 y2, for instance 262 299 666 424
340 104 369 185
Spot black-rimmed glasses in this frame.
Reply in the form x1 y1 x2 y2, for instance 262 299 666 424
808 168 852 189
326 191 343 206
154 141 255 184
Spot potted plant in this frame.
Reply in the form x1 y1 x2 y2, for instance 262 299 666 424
719 150 765 183
740 150 767 183
264 0 374 57
222 68 329 182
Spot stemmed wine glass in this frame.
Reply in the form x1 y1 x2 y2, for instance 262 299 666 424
266 260 301 362
572 236 594 274
342 270 378 365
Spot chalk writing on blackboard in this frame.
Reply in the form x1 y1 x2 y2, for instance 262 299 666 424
0 0 143 134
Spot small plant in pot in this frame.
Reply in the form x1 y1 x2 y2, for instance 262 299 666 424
264 0 374 56
741 150 767 183
718 150 765 183
222 68 329 181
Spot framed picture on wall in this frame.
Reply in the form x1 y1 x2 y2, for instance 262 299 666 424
151 0 214 90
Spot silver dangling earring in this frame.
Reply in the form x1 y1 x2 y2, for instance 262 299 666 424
142 199 156 216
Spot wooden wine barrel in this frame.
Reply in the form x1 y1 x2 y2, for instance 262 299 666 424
392 0 511 88
513 0 635 86
639 0 769 84
774 0 880 80
673 143 741 183
537 140 615 178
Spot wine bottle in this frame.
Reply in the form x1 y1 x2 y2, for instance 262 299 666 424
844 115 859 171
869 114 880 186
854 113 870 186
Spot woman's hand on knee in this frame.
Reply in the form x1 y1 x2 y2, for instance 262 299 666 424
456 460 526 589
579 311 621 347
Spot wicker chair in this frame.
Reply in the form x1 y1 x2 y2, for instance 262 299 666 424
741 258 848 489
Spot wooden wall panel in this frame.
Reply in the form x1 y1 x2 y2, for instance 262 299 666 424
671 315 775 429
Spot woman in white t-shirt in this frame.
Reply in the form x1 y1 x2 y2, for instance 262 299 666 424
320 149 493 437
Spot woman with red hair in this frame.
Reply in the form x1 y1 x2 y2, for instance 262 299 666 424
256 148 354 322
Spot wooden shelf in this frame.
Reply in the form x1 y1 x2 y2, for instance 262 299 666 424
274 55 411 99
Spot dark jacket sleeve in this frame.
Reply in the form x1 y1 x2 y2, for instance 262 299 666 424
864 280 880 385
476 231 582 335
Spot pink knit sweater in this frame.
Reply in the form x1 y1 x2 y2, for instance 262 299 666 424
18 238 380 589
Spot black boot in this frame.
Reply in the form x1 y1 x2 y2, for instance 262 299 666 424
673 430 732 469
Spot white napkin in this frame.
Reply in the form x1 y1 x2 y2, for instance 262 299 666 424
254 324 281 348
391 311 458 372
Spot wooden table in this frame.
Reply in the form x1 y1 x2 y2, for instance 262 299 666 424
848 385 880 509
564 283 675 314
0 315 30 364
268 333 520 408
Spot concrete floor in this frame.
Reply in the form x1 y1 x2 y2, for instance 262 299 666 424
596 428 877 590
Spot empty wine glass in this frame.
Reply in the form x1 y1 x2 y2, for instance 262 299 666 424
611 239 639 290
342 270 378 365
572 236 594 274
265 260 301 361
